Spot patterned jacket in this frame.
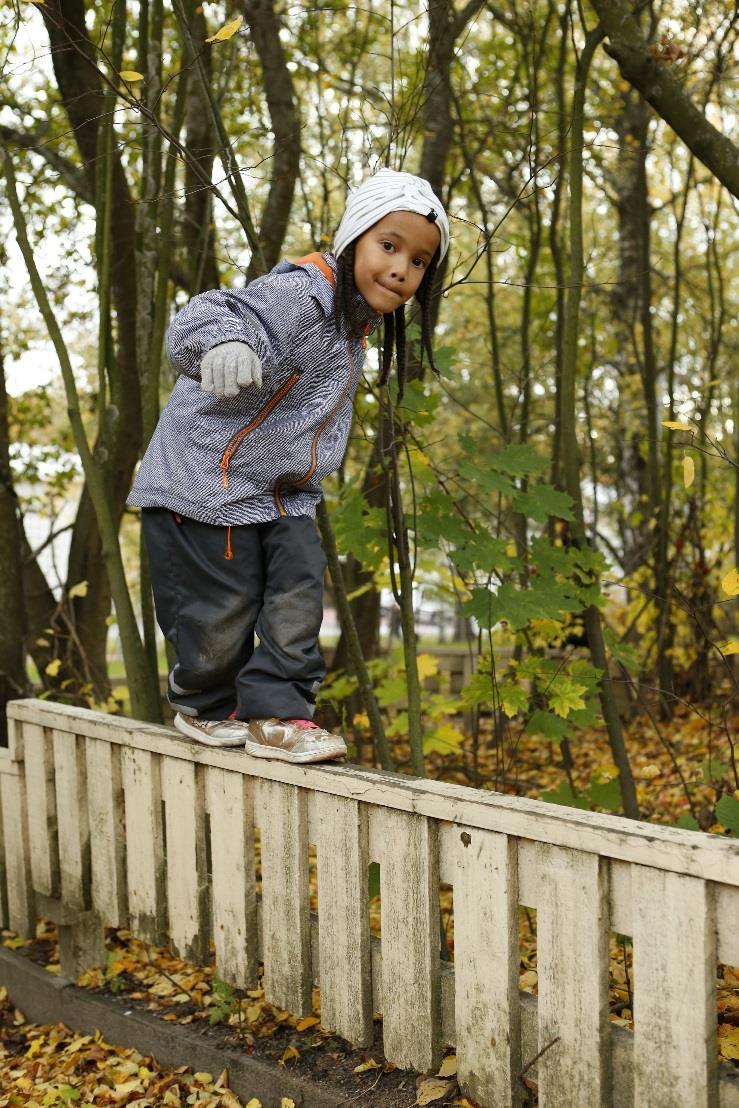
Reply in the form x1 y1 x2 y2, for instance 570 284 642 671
127 252 381 526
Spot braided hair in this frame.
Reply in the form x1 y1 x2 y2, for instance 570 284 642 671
332 238 440 402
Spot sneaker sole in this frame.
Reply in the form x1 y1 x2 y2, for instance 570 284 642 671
173 714 247 748
243 739 346 764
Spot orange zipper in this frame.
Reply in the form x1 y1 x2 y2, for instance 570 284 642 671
219 372 300 490
273 336 363 516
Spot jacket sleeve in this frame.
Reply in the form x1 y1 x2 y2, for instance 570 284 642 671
165 269 323 382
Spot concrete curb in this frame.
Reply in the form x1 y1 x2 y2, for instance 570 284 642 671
0 947 348 1107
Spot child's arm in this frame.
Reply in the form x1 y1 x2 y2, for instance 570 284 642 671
164 271 322 385
201 342 262 397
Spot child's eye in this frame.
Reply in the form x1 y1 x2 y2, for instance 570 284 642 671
413 258 427 268
381 241 394 251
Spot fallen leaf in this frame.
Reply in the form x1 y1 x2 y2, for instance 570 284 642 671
416 1076 454 1104
437 1054 457 1077
295 1016 320 1031
353 1057 381 1073
280 1045 299 1063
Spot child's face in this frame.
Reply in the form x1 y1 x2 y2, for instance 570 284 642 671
352 211 440 314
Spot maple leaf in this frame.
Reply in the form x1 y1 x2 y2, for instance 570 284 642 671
548 679 588 718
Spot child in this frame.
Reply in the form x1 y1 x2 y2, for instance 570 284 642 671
127 168 450 763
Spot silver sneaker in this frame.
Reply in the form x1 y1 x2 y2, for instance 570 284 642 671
174 712 249 748
244 719 347 764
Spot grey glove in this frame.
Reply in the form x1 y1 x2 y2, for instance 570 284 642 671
200 341 263 397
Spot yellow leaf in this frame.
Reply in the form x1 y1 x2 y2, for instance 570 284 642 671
719 1024 739 1061
205 14 243 42
436 1054 457 1077
296 1016 320 1031
640 764 661 780
683 455 694 488
416 1077 453 1104
662 420 692 431
718 639 739 656
120 70 144 81
280 1045 299 1063
245 1101 263 1108
45 658 62 677
416 653 440 680
520 969 538 990
353 1058 381 1073
721 568 739 597
193 1072 214 1085
25 1035 45 1059
281 1100 297 1108
68 579 88 598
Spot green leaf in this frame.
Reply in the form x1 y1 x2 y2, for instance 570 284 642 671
458 458 515 497
331 488 385 566
548 678 588 718
716 794 739 835
702 757 730 783
513 484 574 523
497 681 529 718
567 697 601 728
490 442 549 478
526 709 571 742
459 671 494 708
586 775 622 812
674 813 700 831
540 780 590 809
423 722 466 755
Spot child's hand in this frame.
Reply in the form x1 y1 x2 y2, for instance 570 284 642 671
200 342 263 397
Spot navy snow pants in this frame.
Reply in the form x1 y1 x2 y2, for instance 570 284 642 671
141 508 327 721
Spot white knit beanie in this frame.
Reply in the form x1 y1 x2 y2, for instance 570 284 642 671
333 168 449 262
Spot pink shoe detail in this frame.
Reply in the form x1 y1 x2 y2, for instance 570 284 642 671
287 718 319 729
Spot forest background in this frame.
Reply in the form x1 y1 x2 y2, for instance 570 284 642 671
0 0 737 832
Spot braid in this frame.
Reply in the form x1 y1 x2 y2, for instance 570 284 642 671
333 241 363 340
414 252 440 376
394 305 407 399
379 309 394 389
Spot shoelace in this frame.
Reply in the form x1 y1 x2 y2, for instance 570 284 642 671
287 719 320 729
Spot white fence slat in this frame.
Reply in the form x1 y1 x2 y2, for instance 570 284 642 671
205 767 258 989
536 842 610 1107
717 884 739 965
452 825 521 1107
161 757 209 964
85 737 127 926
375 807 441 1072
52 729 90 911
315 793 372 1046
0 778 7 929
258 779 312 1015
120 746 165 944
23 723 59 897
0 770 34 937
632 866 718 1108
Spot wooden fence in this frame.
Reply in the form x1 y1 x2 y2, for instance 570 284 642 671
0 698 737 1108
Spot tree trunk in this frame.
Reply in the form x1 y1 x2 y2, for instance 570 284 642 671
559 20 640 820
0 336 29 744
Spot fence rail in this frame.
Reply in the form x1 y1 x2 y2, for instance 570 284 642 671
1 699 737 1107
